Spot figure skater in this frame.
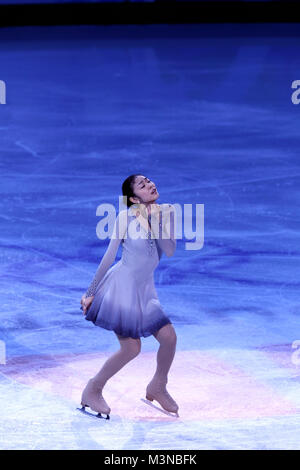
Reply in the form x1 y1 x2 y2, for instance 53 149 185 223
80 174 178 419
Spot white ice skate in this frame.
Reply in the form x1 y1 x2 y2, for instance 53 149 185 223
78 379 111 420
142 377 179 418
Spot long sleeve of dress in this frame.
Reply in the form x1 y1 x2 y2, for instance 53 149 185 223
150 204 176 258
84 210 128 298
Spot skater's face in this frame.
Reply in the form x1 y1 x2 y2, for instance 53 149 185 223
130 175 159 205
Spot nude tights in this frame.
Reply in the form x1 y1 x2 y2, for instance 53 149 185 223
91 324 177 388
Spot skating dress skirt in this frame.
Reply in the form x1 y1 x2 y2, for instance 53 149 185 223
84 208 173 339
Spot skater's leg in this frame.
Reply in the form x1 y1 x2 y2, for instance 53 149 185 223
145 323 178 414
152 323 177 381
91 334 141 388
81 334 141 414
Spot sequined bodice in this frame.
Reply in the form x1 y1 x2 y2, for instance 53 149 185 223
120 213 162 277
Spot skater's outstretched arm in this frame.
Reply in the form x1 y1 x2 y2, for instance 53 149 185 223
151 204 176 258
84 210 128 298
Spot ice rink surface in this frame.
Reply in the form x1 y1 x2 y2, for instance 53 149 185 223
0 23 300 450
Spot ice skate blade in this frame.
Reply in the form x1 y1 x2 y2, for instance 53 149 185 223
77 406 110 420
141 398 179 418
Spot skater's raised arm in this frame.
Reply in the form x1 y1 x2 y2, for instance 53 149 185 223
84 210 128 298
151 204 176 258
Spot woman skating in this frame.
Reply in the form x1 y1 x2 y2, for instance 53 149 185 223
80 174 178 418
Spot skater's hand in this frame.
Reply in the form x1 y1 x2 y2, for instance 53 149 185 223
131 203 161 219
81 295 94 315
132 203 174 238
150 204 176 240
132 203 154 234
147 203 161 218
134 203 149 219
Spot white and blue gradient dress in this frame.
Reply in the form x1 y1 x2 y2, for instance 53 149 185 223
83 204 176 339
